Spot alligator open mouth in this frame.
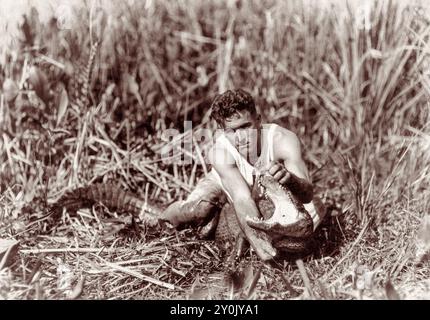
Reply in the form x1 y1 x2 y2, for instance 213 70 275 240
246 174 313 238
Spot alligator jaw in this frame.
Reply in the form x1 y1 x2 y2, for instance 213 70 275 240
248 175 314 238
246 199 313 238
246 214 313 238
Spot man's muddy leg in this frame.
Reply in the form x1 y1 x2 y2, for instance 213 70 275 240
160 171 226 228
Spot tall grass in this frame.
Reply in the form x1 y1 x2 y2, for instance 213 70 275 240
0 0 429 299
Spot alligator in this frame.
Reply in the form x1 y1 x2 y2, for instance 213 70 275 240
45 174 314 257
46 183 161 228
247 174 314 239
208 173 314 255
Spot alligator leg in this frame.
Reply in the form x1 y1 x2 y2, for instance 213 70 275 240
198 210 220 239
226 235 248 264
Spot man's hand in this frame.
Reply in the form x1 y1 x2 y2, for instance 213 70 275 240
260 160 313 204
262 161 291 185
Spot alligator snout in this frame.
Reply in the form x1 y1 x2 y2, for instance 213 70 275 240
248 174 314 238
246 215 313 238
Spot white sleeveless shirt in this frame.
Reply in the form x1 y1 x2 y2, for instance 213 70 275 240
210 123 322 230
211 123 277 201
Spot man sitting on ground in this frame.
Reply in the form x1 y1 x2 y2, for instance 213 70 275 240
161 89 325 261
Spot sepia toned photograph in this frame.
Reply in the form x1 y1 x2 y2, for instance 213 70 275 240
0 0 429 301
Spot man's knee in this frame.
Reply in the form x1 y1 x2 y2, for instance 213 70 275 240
160 200 185 227
160 171 226 227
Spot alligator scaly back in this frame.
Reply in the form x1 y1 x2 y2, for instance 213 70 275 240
49 183 161 227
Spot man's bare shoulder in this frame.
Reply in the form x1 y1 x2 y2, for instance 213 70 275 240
271 124 301 149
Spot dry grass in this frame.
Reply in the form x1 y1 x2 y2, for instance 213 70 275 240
0 0 429 299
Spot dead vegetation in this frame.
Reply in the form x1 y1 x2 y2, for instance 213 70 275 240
0 0 429 299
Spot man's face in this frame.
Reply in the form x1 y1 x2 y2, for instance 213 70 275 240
222 110 261 160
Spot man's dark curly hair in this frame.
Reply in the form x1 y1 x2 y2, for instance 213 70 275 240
210 89 256 126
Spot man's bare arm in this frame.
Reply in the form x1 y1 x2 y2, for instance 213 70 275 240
270 128 313 203
208 147 277 261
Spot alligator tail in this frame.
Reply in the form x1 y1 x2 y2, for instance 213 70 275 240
49 183 161 227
